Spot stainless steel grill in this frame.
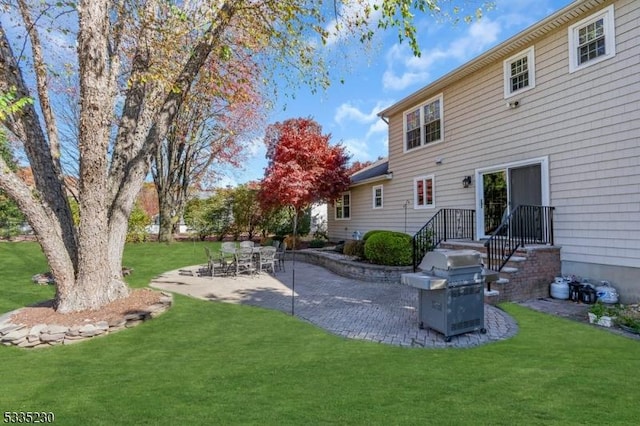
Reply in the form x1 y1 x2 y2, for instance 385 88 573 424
401 249 486 342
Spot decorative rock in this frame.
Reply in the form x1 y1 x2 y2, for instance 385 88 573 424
78 324 99 337
46 325 70 335
107 318 126 328
0 324 24 335
28 324 48 337
11 336 28 345
0 292 173 349
39 333 66 343
67 326 82 337
1 327 29 342
95 321 110 331
18 339 43 348
124 312 149 321
31 272 55 285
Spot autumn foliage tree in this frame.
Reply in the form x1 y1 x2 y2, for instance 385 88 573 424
152 28 265 243
259 118 350 234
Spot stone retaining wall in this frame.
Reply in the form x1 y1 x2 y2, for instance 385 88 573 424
0 292 173 349
286 249 412 284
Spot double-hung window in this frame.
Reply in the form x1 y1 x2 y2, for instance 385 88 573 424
413 176 434 209
404 94 443 151
568 5 615 73
372 185 383 209
503 47 535 98
335 192 351 220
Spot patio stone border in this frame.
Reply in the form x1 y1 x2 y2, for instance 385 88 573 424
0 292 173 349
285 249 412 284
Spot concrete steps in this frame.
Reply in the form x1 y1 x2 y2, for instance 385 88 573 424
438 240 561 304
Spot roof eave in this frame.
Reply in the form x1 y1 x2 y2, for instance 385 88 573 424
350 173 393 188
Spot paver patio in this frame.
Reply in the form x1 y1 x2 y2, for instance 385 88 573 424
150 260 519 348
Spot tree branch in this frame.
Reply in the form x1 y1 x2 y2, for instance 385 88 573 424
16 0 63 176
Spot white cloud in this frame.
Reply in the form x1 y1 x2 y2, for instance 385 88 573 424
334 100 390 125
382 18 502 91
331 99 393 162
366 116 388 139
341 137 373 162
382 68 430 92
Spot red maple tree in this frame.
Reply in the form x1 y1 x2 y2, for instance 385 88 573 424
259 118 351 213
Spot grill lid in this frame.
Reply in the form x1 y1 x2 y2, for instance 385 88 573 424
419 249 482 272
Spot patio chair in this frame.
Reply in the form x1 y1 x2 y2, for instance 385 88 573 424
203 247 231 277
221 241 237 253
218 249 236 276
258 246 277 274
274 241 286 272
235 247 256 276
203 247 215 277
239 240 254 249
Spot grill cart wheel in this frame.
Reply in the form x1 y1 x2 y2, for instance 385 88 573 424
481 328 487 334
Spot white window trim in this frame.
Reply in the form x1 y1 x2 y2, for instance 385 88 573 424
503 47 536 99
568 5 616 74
402 93 444 153
334 192 351 220
372 185 383 209
413 175 435 210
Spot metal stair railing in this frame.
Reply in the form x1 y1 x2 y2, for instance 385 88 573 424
484 204 555 272
412 208 475 271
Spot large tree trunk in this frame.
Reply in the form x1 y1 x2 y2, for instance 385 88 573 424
157 193 177 243
55 0 128 313
0 1 240 313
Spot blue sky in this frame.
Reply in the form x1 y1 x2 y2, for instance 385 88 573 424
224 0 571 187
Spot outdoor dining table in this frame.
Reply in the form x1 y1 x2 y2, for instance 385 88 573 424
217 245 267 276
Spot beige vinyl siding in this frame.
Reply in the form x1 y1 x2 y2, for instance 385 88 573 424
372 0 639 269
327 181 408 241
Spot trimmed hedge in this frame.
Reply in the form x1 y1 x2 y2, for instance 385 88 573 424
362 230 385 241
364 231 412 266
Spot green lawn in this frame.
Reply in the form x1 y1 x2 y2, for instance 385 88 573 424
1 241 639 425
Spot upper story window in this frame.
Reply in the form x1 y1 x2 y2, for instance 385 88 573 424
504 47 535 98
403 94 443 152
335 192 350 220
413 175 434 209
568 5 615 73
372 185 383 209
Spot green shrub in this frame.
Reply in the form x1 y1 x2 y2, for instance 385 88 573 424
364 231 412 266
362 230 385 241
309 239 326 248
343 239 365 258
126 203 151 243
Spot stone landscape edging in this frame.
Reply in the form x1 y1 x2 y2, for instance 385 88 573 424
0 292 173 349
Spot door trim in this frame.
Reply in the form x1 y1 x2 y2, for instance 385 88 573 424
475 156 549 239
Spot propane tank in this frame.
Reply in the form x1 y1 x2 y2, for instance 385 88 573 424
550 277 569 300
596 281 619 304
